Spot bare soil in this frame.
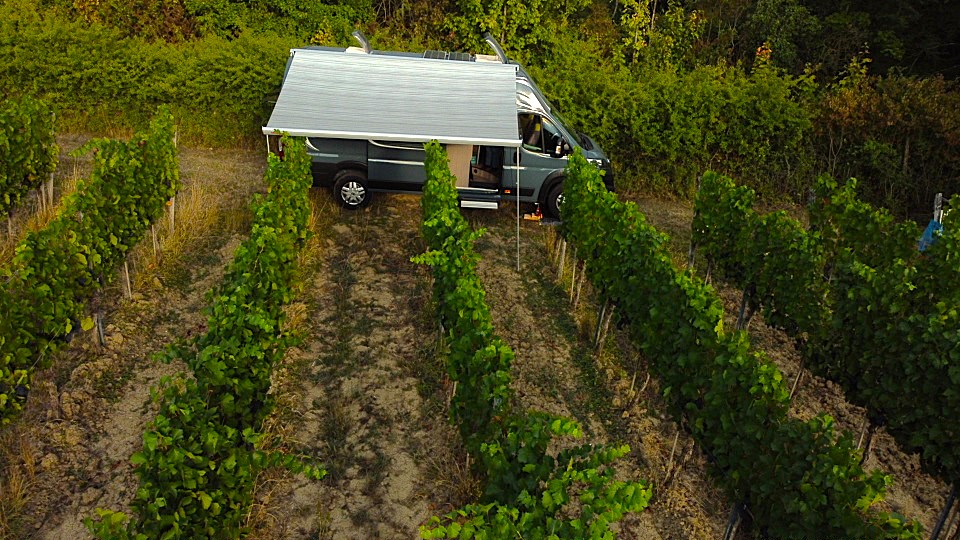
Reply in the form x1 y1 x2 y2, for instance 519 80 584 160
248 193 467 538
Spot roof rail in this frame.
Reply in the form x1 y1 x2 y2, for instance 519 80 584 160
351 30 372 54
483 33 507 63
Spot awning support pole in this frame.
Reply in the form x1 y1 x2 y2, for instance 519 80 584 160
516 156 521 272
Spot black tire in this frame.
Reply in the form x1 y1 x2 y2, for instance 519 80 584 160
332 169 370 209
545 182 564 219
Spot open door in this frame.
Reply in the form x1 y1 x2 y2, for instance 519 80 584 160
458 145 503 209
469 146 503 188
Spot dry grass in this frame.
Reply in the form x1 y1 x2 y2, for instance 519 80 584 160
419 433 483 513
127 180 223 292
0 166 82 267
0 427 37 539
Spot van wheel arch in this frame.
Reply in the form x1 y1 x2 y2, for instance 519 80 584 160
540 173 566 219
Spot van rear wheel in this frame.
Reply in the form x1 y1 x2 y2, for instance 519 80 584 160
333 169 370 209
545 182 564 219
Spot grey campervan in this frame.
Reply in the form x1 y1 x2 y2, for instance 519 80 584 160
263 33 613 218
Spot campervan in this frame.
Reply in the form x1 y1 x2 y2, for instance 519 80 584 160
263 32 613 218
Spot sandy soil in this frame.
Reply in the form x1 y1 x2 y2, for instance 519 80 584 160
248 193 468 539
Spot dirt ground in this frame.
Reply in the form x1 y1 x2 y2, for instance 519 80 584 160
247 194 467 538
0 141 951 539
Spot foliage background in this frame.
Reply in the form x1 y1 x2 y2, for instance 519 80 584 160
0 0 957 219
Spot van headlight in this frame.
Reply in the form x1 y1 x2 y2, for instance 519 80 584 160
587 158 605 167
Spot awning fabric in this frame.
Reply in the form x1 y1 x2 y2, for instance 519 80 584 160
263 48 522 147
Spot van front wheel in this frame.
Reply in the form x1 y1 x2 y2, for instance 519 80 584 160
333 169 370 209
545 182 564 219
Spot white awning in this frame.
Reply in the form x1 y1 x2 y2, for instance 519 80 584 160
263 48 522 148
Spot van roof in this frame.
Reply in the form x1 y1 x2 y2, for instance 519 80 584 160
263 47 522 147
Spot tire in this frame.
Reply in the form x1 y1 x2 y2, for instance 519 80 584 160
332 169 369 209
545 182 564 219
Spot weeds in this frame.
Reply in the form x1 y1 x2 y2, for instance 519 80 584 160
0 428 36 539
129 180 222 293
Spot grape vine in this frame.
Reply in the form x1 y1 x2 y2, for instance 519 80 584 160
0 96 58 219
415 141 651 538
694 172 960 490
85 134 322 539
0 107 178 424
563 153 920 538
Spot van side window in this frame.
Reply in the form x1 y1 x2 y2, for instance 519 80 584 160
519 113 565 155
519 113 542 152
541 118 563 154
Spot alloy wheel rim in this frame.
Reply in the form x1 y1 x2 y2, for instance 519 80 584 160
341 181 365 206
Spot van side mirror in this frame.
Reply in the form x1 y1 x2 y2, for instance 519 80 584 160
552 139 570 158
551 135 568 158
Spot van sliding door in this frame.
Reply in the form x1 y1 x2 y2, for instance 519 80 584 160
368 140 426 191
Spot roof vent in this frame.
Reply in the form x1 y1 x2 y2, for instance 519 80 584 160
423 50 476 62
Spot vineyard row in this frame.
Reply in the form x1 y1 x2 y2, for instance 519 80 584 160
692 172 960 492
0 107 179 425
560 153 921 538
87 134 321 539
0 96 58 222
416 141 651 538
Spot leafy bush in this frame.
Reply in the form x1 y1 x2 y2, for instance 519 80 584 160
0 2 298 145
815 61 960 218
0 96 58 217
530 34 814 197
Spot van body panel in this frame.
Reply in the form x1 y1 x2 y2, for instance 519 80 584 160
369 140 426 189
307 137 366 186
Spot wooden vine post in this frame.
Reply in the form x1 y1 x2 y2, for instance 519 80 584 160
123 259 133 299
569 248 577 299
572 263 585 309
557 239 567 280
595 299 608 345
788 361 804 399
735 285 755 331
596 304 615 354
687 175 702 271
856 419 877 466
45 110 56 209
151 224 159 261
552 230 563 263
722 502 746 540
931 485 957 540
